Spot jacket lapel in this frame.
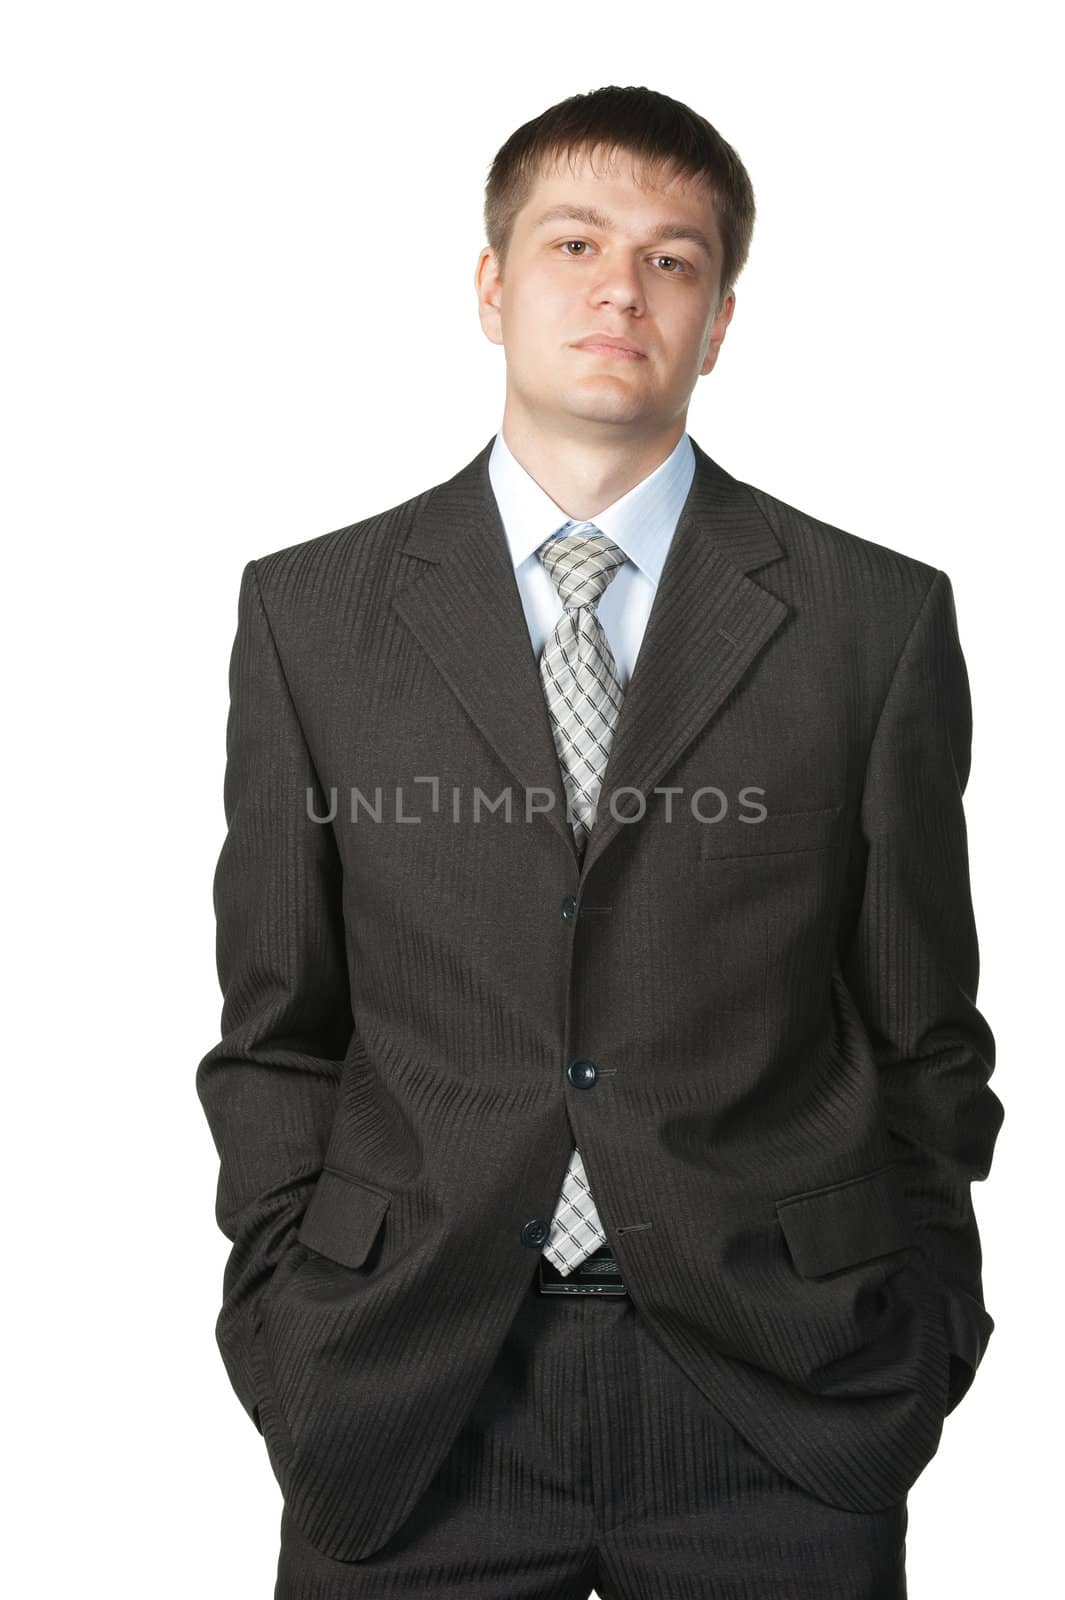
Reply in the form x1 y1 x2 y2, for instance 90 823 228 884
392 434 790 880
392 437 580 865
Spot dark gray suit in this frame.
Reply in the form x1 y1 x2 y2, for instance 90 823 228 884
197 434 1002 1568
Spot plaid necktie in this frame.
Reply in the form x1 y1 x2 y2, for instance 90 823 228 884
535 521 628 1274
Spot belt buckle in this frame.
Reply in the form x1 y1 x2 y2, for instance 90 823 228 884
538 1244 628 1295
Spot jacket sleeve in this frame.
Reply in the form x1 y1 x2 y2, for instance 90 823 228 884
196 557 352 1432
841 567 1004 1415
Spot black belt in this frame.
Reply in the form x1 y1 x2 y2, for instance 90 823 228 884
538 1242 628 1295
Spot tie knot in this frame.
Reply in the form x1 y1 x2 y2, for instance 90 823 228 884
536 522 627 613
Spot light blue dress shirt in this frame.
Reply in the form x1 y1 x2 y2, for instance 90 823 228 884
487 429 696 690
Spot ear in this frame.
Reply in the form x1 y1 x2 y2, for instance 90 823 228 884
700 291 736 376
475 246 505 348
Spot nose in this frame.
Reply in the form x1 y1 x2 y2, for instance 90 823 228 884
589 263 646 315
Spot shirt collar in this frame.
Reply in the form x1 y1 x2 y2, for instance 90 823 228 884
488 428 696 587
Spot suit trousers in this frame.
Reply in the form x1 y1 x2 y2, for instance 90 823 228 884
274 1268 909 1600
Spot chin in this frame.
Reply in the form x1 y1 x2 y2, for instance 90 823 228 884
560 386 647 419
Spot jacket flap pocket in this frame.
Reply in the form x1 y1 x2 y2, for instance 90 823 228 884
775 1163 911 1277
700 804 844 861
297 1167 391 1269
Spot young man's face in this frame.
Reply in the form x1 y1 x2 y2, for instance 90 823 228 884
476 146 734 438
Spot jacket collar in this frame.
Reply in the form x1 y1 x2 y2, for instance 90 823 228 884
393 433 790 880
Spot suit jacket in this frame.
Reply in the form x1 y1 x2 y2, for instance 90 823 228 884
197 433 1003 1563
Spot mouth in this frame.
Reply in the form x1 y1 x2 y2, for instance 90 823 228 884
572 342 645 361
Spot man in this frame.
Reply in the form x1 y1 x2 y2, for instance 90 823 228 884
198 85 1003 1598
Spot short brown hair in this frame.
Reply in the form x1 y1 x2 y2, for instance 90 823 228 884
483 85 756 313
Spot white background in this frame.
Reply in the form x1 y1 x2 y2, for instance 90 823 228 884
4 3 1056 1594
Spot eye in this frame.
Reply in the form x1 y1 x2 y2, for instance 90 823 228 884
558 241 689 274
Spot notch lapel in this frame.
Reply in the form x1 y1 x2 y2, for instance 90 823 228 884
578 438 790 879
392 439 580 864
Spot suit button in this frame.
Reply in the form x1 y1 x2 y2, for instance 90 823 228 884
568 1058 598 1088
521 1218 550 1247
560 894 577 920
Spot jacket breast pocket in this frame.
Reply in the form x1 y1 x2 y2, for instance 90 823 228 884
699 803 846 862
775 1162 913 1278
296 1166 392 1269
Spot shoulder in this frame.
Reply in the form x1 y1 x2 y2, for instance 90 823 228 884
745 476 938 592
244 479 433 610
730 472 947 653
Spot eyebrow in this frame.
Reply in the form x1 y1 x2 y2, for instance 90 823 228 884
530 203 716 265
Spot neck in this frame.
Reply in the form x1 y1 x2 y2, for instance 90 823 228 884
499 407 686 521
